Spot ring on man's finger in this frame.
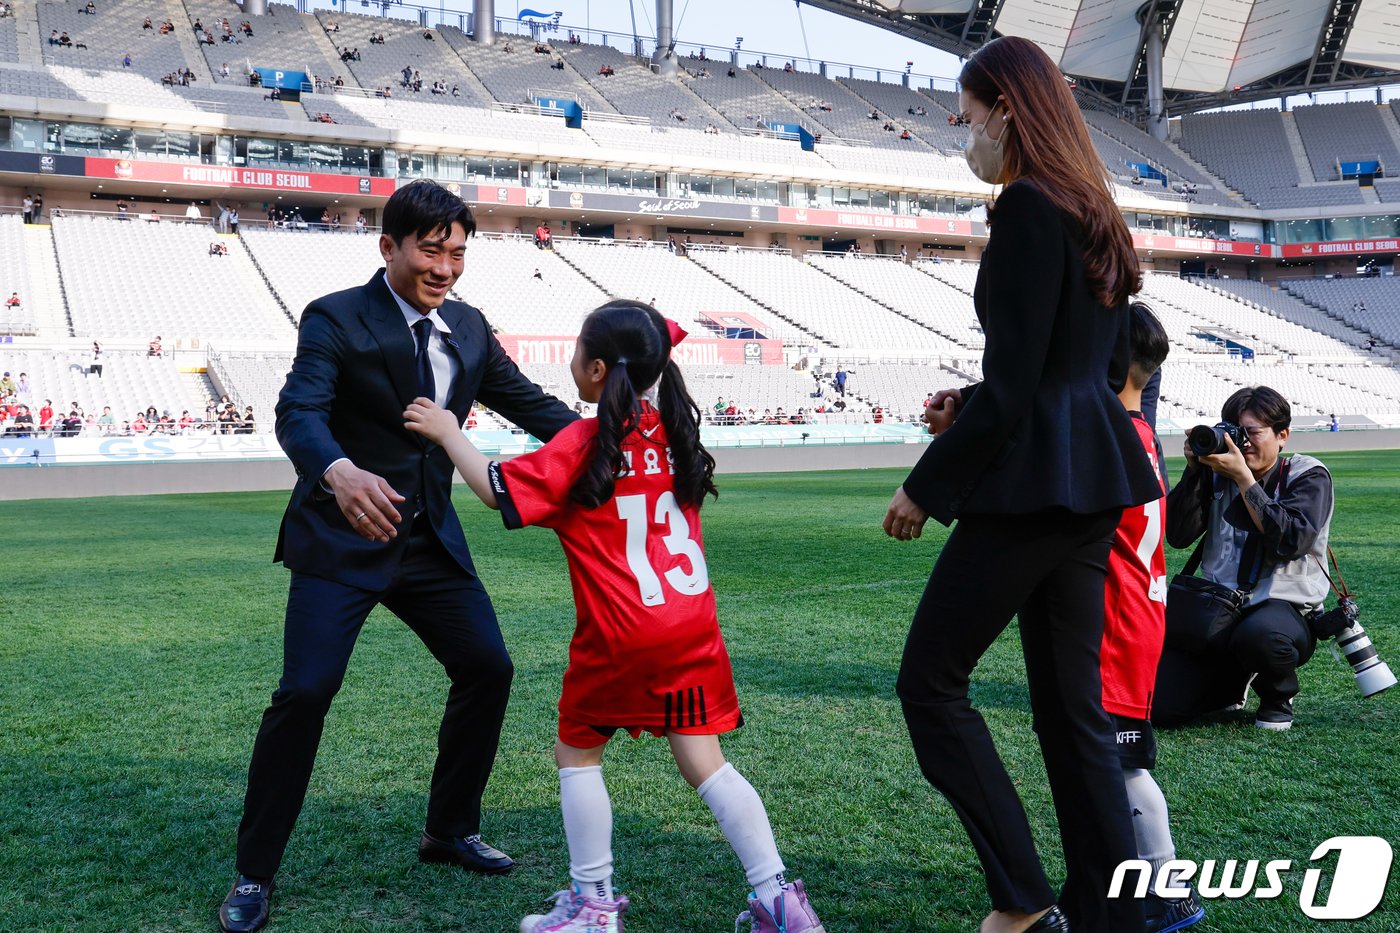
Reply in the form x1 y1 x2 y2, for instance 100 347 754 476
355 511 368 522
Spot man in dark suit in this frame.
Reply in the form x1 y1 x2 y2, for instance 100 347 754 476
219 181 576 933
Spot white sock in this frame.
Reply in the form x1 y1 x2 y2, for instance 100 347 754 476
559 766 614 902
1124 767 1178 880
696 763 787 906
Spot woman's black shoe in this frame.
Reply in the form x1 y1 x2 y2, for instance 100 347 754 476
1024 905 1070 932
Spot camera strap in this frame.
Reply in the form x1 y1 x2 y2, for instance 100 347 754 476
1313 547 1354 601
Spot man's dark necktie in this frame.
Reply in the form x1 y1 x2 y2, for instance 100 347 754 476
413 317 436 402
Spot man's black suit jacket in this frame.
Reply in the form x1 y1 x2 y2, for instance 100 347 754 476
274 270 577 589
903 180 1161 526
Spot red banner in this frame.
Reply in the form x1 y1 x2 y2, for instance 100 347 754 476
499 335 783 366
464 183 529 207
1280 238 1400 258
777 207 976 236
83 157 396 196
1133 234 1275 257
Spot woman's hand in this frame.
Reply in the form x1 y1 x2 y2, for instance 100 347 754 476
923 389 961 436
404 397 459 444
883 487 929 541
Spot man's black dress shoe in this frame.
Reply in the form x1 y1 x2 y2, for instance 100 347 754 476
1024 905 1070 932
218 874 273 933
417 831 514 874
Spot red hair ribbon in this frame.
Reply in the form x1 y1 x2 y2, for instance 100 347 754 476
665 317 688 347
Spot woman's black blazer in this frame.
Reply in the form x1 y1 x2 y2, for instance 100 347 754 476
903 179 1162 526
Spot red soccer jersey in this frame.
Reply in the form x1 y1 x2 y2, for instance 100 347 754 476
492 402 740 735
1101 413 1169 719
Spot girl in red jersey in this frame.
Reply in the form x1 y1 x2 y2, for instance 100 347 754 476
405 300 823 933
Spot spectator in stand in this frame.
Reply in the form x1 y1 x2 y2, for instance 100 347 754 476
60 408 83 438
241 406 257 433
144 405 158 424
39 399 54 433
185 202 202 223
179 410 195 434
142 16 151 30
90 341 103 377
123 53 131 68
834 367 847 397
534 222 552 249
116 200 130 220
16 372 30 402
22 195 33 224
11 404 33 437
0 372 15 397
148 335 163 357
148 208 161 223
712 397 727 423
219 402 238 434
131 413 148 434
97 406 115 435
355 212 367 234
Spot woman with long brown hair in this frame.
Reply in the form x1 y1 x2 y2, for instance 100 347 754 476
881 36 1161 933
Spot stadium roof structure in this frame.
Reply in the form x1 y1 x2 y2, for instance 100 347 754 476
798 0 1400 115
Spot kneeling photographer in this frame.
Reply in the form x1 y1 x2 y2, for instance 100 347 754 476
1152 386 1334 731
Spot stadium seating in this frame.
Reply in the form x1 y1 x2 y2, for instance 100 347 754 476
38 0 195 82
0 214 37 335
554 240 804 344
1177 110 1305 208
51 215 293 341
451 235 609 333
182 0 339 89
806 254 984 351
238 225 386 321
0 347 199 425
0 13 22 64
1282 278 1400 346
1139 273 1366 360
1290 102 1400 183
316 12 483 105
438 27 605 111
1080 110 1230 196
840 77 967 151
678 60 821 133
556 41 723 126
688 247 963 355
1202 277 1376 349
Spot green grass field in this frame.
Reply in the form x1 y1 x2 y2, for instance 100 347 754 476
3 454 1399 933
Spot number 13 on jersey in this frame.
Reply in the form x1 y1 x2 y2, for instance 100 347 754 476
616 491 710 606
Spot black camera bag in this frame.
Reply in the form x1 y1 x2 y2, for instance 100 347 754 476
1165 546 1246 654
1165 460 1290 654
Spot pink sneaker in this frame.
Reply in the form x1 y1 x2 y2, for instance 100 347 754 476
520 885 629 933
736 880 825 933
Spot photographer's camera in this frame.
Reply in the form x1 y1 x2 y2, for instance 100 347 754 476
1187 421 1249 458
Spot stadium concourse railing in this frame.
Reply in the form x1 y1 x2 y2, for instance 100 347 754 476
2 420 933 467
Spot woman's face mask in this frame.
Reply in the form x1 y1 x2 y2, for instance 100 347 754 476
965 102 1009 184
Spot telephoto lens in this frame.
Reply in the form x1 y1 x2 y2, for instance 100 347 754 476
1335 621 1397 697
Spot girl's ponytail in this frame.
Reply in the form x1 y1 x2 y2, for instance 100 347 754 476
656 358 717 507
571 357 639 509
568 299 716 509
